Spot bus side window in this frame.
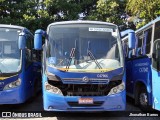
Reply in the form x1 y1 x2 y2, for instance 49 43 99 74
144 28 152 54
154 20 160 41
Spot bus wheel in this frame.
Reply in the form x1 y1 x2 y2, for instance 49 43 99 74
138 87 149 111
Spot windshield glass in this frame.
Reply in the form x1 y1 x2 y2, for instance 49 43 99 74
0 28 21 73
46 23 123 72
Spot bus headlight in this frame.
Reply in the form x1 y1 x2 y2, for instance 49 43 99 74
113 87 117 93
118 83 125 91
46 84 52 90
108 82 125 95
45 82 63 96
3 78 21 90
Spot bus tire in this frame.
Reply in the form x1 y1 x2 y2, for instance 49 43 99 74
138 87 150 111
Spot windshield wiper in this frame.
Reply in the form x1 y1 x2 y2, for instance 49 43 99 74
66 48 75 70
87 41 102 69
66 40 77 71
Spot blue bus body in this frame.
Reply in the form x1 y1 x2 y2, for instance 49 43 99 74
123 17 160 111
34 21 126 111
0 25 41 104
42 68 126 111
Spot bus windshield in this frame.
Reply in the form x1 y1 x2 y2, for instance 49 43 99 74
46 23 123 72
0 28 21 73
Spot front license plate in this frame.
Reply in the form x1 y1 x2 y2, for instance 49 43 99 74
78 98 93 104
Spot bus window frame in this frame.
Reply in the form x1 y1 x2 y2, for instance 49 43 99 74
136 25 153 56
136 31 143 55
143 27 152 55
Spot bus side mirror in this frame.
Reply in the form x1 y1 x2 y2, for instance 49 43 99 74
128 32 136 49
18 32 26 50
34 29 46 50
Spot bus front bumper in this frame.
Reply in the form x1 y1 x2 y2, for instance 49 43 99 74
43 91 126 111
0 87 24 104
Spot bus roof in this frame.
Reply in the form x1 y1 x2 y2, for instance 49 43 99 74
47 20 118 34
0 24 26 29
48 20 117 28
0 24 32 35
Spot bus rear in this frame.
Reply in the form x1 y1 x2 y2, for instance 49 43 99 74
34 21 126 111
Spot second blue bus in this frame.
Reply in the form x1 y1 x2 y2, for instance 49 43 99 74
0 24 41 104
122 17 160 111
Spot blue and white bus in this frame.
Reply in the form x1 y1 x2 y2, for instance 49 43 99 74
122 17 160 111
34 21 134 111
0 24 41 104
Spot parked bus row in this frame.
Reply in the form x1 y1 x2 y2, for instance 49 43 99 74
0 17 160 112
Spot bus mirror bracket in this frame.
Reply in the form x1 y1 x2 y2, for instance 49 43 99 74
34 29 46 50
18 32 26 50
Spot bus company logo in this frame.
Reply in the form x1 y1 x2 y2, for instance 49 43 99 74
82 76 89 82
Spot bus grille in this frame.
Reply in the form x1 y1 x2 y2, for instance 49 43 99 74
48 80 122 96
67 92 104 96
67 101 104 107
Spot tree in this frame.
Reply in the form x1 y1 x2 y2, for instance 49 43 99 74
0 0 54 32
0 0 37 31
0 0 130 32
126 0 160 28
87 0 127 25
42 0 97 20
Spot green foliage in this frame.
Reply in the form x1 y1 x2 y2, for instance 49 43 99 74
1 0 159 31
0 0 99 31
126 0 160 29
42 0 97 20
87 0 127 25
